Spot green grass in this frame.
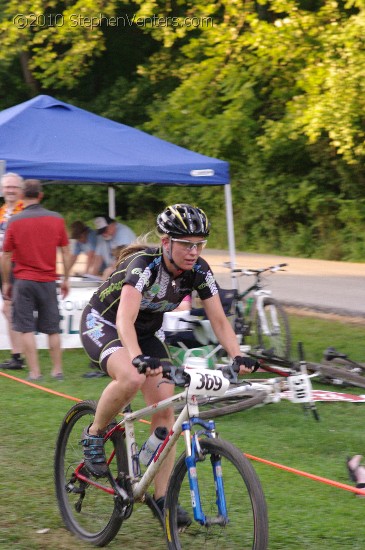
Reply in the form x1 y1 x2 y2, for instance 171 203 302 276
1 315 365 549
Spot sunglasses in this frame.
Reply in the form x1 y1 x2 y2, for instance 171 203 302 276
171 238 207 252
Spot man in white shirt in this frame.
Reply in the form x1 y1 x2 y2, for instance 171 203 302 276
93 215 136 277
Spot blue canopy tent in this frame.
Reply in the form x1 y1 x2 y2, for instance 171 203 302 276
0 94 236 267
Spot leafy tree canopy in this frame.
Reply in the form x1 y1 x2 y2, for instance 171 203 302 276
0 0 364 260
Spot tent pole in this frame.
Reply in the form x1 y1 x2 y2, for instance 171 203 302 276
108 186 116 218
224 183 237 289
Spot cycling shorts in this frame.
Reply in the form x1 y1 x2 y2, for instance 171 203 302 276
80 305 171 373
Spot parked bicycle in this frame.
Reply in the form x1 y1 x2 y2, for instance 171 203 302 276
249 346 365 391
221 263 291 360
54 361 269 549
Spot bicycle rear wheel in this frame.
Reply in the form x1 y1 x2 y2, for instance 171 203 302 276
194 389 267 419
54 400 128 546
165 438 268 550
306 362 365 389
254 297 291 360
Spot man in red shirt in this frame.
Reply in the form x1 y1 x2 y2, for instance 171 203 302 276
2 179 70 381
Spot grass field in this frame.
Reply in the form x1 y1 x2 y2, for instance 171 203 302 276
1 313 365 549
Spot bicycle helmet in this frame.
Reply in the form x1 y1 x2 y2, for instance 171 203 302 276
157 204 210 237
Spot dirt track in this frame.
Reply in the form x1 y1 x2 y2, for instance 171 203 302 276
203 249 365 277
203 250 365 324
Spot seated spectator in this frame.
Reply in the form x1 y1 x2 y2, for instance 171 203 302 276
69 221 101 277
93 215 136 277
101 245 126 280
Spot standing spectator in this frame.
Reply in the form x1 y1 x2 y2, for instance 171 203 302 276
69 220 101 276
93 215 136 278
0 172 25 370
1 179 70 381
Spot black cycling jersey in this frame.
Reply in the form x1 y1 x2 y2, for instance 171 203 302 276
88 246 218 336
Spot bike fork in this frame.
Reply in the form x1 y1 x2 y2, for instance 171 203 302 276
183 420 229 527
256 293 280 335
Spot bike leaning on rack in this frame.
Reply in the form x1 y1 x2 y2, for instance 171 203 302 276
54 361 268 549
223 263 291 360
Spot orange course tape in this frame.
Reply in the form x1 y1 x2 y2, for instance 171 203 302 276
244 453 365 496
2 370 364 495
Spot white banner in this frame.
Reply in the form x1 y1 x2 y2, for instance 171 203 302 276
0 279 100 350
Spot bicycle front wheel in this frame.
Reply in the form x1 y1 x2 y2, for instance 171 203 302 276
165 438 268 550
54 400 128 546
254 297 291 360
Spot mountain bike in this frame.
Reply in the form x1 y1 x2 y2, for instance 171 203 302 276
54 361 269 549
249 346 365 390
222 263 291 360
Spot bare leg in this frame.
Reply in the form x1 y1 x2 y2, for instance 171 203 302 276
48 333 63 376
141 375 175 500
3 300 22 354
89 348 144 435
21 332 41 378
348 455 362 473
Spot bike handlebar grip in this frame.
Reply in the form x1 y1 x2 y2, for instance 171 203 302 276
132 355 163 374
220 363 240 379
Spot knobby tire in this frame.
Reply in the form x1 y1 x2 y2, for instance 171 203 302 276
165 437 268 550
54 400 127 546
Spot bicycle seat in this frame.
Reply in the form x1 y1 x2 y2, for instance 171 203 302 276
324 347 348 361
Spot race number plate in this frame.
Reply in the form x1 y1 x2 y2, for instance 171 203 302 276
287 374 313 403
186 367 229 397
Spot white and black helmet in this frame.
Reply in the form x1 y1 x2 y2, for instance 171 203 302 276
157 204 210 237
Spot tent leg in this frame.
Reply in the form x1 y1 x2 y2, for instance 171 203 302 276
224 183 237 289
108 186 116 218
0 160 6 180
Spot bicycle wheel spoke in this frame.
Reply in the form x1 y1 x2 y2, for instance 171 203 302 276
54 401 126 545
165 438 268 549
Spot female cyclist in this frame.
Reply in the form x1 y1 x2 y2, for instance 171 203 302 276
79 203 257 525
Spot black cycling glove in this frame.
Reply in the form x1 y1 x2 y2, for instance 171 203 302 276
132 355 161 374
232 355 260 373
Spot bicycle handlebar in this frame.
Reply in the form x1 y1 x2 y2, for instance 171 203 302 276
135 359 240 386
230 263 287 276
165 363 241 386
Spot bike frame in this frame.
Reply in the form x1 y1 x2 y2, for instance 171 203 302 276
73 379 233 525
232 264 287 318
71 369 316 506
